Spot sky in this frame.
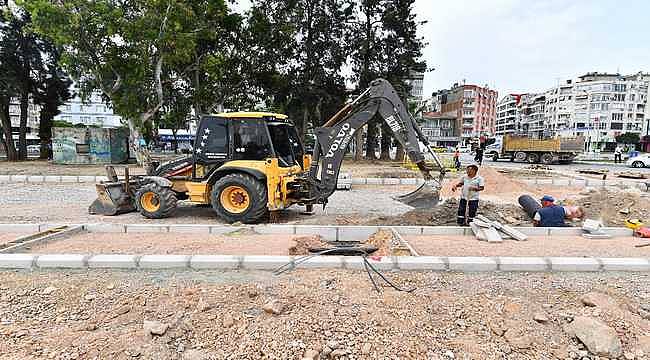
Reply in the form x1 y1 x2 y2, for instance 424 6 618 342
235 0 649 99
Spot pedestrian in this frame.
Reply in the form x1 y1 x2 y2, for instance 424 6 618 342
452 163 485 226
474 147 484 165
533 195 566 227
453 147 461 171
614 146 622 164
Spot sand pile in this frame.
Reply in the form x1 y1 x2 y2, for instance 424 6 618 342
365 230 393 256
569 188 649 226
288 235 327 255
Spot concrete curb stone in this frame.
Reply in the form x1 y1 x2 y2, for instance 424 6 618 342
190 255 241 270
0 254 37 269
139 255 190 269
88 255 139 269
36 254 87 268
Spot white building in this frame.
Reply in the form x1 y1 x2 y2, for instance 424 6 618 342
495 94 524 135
520 94 547 139
8 98 41 145
547 72 648 151
53 86 122 127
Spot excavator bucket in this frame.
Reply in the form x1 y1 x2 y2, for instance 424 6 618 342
392 181 442 208
88 182 136 215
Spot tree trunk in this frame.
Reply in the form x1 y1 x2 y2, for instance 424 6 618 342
379 123 391 160
18 91 29 160
0 99 18 161
354 127 364 161
172 128 178 154
395 142 405 162
127 117 150 166
38 109 53 160
365 121 377 160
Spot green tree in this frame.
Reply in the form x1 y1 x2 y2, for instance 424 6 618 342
616 132 640 145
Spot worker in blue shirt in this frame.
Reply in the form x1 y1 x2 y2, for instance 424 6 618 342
533 195 566 227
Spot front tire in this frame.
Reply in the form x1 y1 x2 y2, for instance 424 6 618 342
526 152 540 163
211 173 268 223
632 161 645 168
135 183 177 219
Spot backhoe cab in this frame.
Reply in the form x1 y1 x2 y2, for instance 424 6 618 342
90 78 446 223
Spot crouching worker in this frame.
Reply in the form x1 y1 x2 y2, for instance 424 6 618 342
533 195 566 227
452 163 485 225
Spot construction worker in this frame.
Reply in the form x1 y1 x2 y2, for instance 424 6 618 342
452 163 485 225
614 146 622 164
453 147 461 171
533 195 566 227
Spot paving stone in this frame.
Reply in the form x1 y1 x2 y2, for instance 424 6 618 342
295 225 337 241
400 178 417 185
11 175 27 182
549 257 601 272
253 225 295 234
27 176 44 183
338 226 378 242
498 257 548 272
344 256 394 270
86 223 126 233
448 257 498 272
383 178 400 185
294 256 343 269
59 176 79 183
77 176 96 183
36 254 87 269
139 255 190 269
168 225 211 233
44 176 61 183
392 226 422 235
422 226 465 235
125 224 169 233
88 255 138 268
599 258 650 272
0 175 11 182
0 224 39 232
190 255 241 270
366 178 382 185
241 256 293 270
396 256 447 271
0 254 36 269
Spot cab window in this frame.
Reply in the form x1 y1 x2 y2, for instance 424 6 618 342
231 119 273 161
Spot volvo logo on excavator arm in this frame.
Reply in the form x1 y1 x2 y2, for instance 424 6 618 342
325 123 356 158
385 114 403 133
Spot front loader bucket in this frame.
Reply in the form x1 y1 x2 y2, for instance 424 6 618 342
393 181 442 208
88 183 136 216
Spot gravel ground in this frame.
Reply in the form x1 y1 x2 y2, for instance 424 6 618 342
0 183 413 224
26 232 302 255
2 270 650 359
407 235 650 258
0 233 25 245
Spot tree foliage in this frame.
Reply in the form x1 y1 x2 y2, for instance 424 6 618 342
616 132 640 145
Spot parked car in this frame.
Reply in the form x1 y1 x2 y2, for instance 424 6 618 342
26 144 40 155
456 146 471 153
626 153 650 168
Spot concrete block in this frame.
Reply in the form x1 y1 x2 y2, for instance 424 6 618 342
0 224 40 233
422 226 465 235
572 179 587 187
548 227 583 236
518 227 550 236
77 176 96 183
400 178 417 185
85 223 126 233
27 176 44 183
88 255 138 268
295 226 337 242
95 176 109 182
338 226 378 242
44 176 61 183
344 256 394 270
139 255 190 269
536 179 552 185
601 227 633 237
548 257 601 272
59 176 78 183
396 256 447 271
210 226 246 235
0 254 36 269
448 257 498 272
498 257 548 272
393 226 422 235
253 224 296 234
552 179 570 186
586 179 605 187
295 256 343 269
241 255 293 270
366 178 382 185
190 255 241 270
384 178 400 185
125 224 169 233
36 254 87 269
11 175 27 182
351 178 367 185
0 175 10 182
599 258 650 272
168 224 211 234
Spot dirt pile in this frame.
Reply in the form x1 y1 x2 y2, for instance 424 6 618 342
288 235 327 255
365 230 393 256
365 197 531 226
569 189 649 226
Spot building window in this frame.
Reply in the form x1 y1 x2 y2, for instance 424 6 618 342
610 123 623 130
81 116 91 124
612 113 623 121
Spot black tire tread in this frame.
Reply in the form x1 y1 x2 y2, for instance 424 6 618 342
212 173 268 224
135 183 177 219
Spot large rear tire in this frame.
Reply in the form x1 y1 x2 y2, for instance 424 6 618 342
135 183 177 219
540 153 554 165
526 152 540 163
514 151 527 162
212 173 268 224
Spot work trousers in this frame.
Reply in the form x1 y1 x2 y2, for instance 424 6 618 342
614 154 622 163
457 198 479 225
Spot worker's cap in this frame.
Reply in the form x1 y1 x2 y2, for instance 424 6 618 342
466 163 479 171
540 195 555 202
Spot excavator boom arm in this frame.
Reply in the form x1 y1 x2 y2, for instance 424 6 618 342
303 78 445 205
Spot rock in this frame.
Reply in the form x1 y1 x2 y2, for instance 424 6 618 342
106 283 115 290
564 316 622 357
110 305 131 319
637 335 650 353
197 298 211 312
361 343 372 354
488 318 505 336
552 347 569 359
624 351 635 360
42 286 57 295
580 293 599 307
320 346 332 358
533 312 549 323
326 340 340 350
330 349 346 358
75 322 97 332
262 300 284 315
143 320 169 336
222 314 235 328
503 302 522 315
302 349 319 360
183 349 209 360
504 329 532 349
443 350 454 359
84 294 96 301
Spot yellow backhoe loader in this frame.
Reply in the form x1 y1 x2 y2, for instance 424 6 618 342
89 78 446 223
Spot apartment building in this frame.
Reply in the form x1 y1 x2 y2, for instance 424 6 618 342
7 98 41 145
439 83 498 140
53 88 122 127
495 94 524 135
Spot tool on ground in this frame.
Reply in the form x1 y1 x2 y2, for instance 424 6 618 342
90 79 446 223
625 219 645 230
581 219 611 239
